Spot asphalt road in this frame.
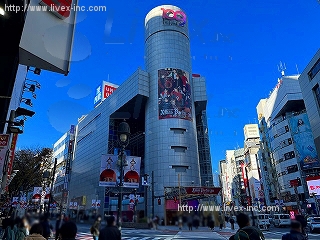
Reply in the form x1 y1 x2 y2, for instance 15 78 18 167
75 223 320 240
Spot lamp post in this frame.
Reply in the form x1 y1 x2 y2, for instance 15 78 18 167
116 121 130 228
42 171 50 215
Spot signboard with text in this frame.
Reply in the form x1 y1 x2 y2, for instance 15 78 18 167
94 81 118 107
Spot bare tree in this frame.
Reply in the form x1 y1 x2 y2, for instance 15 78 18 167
8 147 53 196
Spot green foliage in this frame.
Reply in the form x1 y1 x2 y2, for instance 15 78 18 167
8 147 53 195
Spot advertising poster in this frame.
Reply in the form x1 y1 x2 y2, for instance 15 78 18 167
289 114 320 170
99 155 118 187
158 68 192 121
0 134 10 181
123 156 141 188
32 187 42 202
307 180 320 195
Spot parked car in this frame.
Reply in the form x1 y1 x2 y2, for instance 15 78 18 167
257 214 270 230
307 216 320 233
273 214 291 227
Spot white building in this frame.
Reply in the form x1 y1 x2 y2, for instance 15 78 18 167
257 74 320 213
243 124 263 206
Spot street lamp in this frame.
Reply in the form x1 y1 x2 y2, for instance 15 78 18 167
116 121 130 228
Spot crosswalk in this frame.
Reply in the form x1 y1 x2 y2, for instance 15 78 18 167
76 232 178 240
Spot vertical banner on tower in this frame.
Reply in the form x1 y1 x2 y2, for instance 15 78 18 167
99 155 118 187
0 134 10 180
5 133 18 191
123 156 141 188
158 68 192 121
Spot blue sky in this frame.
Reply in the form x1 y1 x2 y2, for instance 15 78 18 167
17 0 320 172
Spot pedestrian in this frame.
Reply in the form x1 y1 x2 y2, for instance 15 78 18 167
15 217 28 240
55 214 65 240
218 214 224 230
25 223 46 240
98 215 121 240
2 218 15 240
59 221 77 240
230 216 235 230
208 215 215 231
187 215 193 231
229 213 265 240
40 215 53 239
90 216 101 240
282 220 306 240
295 215 308 237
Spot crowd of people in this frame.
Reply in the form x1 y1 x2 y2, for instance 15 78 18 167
1 213 78 240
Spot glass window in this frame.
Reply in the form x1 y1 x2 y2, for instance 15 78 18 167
308 58 320 80
313 84 320 108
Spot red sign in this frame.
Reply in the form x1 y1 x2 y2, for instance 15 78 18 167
5 134 18 192
104 85 117 98
290 179 299 187
184 187 221 195
39 0 72 19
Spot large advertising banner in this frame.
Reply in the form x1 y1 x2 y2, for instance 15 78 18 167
32 187 43 202
123 156 141 188
289 114 320 170
99 155 118 187
158 68 192 121
307 176 320 196
0 135 10 180
5 133 18 192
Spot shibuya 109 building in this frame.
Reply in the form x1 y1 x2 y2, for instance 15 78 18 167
53 5 217 223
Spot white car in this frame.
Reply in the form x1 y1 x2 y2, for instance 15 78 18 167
273 214 291 227
257 214 270 230
307 216 320 233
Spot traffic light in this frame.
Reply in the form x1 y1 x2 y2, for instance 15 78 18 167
158 198 161 205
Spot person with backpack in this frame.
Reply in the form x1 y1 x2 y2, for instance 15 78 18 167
282 220 307 240
229 213 265 240
90 216 101 240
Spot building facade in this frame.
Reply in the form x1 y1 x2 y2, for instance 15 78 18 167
257 75 320 213
299 49 320 156
51 5 215 222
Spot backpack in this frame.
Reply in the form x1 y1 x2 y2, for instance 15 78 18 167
90 226 94 234
233 226 265 240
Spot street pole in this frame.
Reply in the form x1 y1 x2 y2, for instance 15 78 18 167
144 184 148 218
47 158 57 216
116 148 124 228
152 171 154 218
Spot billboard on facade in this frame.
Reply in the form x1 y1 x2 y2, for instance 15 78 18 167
0 135 10 181
123 157 141 188
19 0 78 75
99 155 118 187
158 68 192 121
94 81 119 107
307 176 320 196
289 114 320 170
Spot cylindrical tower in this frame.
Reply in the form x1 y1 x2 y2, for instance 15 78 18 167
144 5 201 218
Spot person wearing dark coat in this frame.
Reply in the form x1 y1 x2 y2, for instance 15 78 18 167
282 221 307 240
55 214 65 240
98 216 121 240
59 221 77 240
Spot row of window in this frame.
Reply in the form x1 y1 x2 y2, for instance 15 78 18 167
277 164 298 177
308 58 320 80
275 151 296 165
273 126 289 139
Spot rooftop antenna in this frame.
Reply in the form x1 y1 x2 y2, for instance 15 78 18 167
295 63 300 74
277 61 286 77
107 74 110 82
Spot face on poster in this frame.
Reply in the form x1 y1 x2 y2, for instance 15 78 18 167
99 155 119 187
123 157 141 188
158 68 192 121
289 114 320 170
